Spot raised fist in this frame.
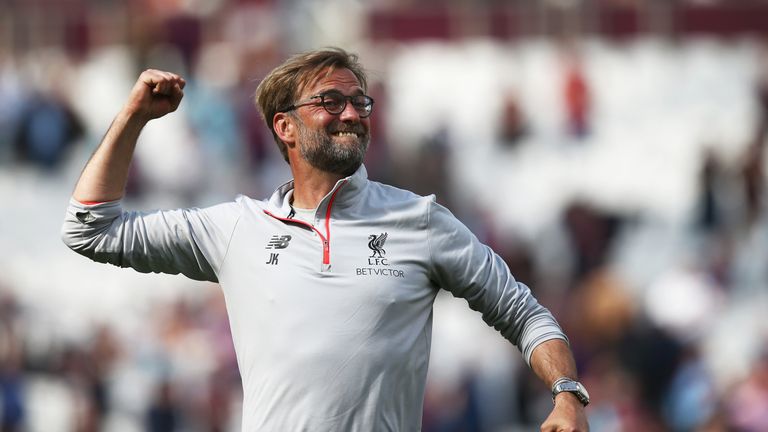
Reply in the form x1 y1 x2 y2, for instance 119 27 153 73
123 69 186 122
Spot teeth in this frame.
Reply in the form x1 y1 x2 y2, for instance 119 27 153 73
334 132 358 137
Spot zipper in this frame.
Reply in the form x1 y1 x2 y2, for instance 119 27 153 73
320 181 346 266
263 179 347 270
264 211 330 265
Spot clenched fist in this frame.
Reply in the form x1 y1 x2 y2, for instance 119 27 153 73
123 69 186 123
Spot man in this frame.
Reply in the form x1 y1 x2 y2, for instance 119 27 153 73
62 48 589 431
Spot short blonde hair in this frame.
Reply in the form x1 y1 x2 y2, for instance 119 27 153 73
255 47 369 162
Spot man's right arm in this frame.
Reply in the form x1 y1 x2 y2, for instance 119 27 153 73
73 69 185 203
62 69 238 283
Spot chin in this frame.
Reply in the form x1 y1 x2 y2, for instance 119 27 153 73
332 136 363 147
331 159 363 177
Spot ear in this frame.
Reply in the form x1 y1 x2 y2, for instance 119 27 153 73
273 112 297 146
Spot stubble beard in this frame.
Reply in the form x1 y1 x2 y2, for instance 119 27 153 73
297 120 370 177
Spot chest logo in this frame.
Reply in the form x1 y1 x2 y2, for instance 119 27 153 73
266 235 292 249
368 233 388 265
368 233 388 258
357 232 403 277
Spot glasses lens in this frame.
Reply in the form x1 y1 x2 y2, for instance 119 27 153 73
318 92 373 117
321 92 346 114
351 95 373 116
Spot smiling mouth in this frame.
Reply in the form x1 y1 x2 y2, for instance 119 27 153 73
332 131 361 138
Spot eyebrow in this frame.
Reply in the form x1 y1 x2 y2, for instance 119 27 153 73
314 87 365 96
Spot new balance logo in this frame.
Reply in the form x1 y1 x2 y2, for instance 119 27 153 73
266 235 292 249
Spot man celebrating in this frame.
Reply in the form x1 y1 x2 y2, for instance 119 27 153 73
62 48 589 431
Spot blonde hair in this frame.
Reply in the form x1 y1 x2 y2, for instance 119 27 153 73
255 47 368 162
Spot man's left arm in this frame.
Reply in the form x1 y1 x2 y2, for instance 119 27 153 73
426 200 588 431
530 339 589 432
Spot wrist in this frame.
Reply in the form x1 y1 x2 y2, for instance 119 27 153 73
554 391 585 408
118 104 151 127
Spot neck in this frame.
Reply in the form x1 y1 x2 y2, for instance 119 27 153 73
289 160 347 209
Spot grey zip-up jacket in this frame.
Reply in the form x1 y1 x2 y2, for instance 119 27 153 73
62 165 566 431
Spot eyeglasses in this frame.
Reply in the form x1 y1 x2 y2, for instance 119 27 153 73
280 90 375 118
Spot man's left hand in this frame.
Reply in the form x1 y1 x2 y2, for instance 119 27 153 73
540 392 589 432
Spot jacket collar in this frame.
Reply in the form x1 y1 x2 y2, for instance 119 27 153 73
267 164 369 217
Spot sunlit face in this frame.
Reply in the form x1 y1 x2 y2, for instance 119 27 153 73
292 68 371 176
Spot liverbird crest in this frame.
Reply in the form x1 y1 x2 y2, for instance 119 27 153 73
368 233 388 258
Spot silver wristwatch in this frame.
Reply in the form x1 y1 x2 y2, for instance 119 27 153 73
551 377 590 406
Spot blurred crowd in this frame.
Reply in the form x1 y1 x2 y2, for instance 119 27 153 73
3 0 768 431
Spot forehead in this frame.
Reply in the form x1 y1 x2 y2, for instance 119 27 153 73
302 67 362 96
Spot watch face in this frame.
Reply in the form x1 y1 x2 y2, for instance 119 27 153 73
557 382 580 392
554 380 590 406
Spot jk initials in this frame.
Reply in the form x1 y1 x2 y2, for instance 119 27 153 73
266 253 279 265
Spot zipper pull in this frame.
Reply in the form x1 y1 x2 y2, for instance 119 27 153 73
321 239 331 271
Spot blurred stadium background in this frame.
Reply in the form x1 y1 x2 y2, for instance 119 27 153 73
2 0 768 431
